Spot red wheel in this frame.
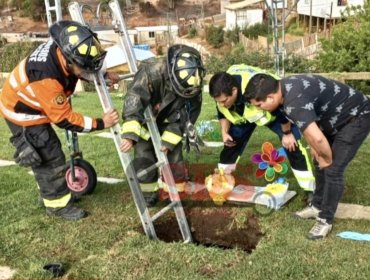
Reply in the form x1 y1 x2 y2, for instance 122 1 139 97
65 159 97 196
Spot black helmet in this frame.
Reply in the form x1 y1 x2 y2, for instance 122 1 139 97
49 20 106 73
167 44 205 98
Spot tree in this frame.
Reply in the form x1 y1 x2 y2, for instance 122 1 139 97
316 3 370 93
317 4 370 72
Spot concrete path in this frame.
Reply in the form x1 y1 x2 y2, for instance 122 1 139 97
0 266 15 279
336 203 370 220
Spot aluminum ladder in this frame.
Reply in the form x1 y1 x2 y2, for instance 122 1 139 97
68 0 192 242
44 0 62 27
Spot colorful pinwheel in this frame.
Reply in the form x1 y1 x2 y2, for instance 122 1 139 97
251 142 289 182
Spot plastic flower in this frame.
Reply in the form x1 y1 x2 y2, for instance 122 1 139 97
251 142 288 182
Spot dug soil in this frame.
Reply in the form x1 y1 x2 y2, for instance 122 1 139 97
139 206 263 253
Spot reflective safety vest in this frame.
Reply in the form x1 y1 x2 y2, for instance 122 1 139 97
217 102 275 126
216 64 281 126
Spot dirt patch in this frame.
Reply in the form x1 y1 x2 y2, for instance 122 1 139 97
139 206 263 253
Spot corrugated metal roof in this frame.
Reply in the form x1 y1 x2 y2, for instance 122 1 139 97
225 0 263 11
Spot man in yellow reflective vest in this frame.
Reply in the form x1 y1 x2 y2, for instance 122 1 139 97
209 64 315 196
120 45 205 207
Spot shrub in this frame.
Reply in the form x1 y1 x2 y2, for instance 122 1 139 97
242 23 269 39
205 25 224 48
205 44 274 74
188 26 197 38
225 26 240 45
0 36 7 48
0 41 42 72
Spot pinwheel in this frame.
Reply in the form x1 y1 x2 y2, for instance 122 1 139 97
251 142 289 182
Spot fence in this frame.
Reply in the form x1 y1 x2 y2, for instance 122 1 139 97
239 31 329 59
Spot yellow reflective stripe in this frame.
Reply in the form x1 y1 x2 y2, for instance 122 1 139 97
298 140 313 172
140 182 159 192
140 126 150 140
161 131 182 145
291 168 316 191
121 120 150 140
160 181 186 193
43 193 71 208
217 103 245 125
121 120 141 135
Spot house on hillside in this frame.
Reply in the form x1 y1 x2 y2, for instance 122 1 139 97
94 25 178 47
297 0 365 31
224 0 265 30
297 0 364 19
135 25 179 46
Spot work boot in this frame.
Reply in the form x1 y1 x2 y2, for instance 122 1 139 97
142 191 159 208
46 204 87 221
293 205 320 219
307 218 333 240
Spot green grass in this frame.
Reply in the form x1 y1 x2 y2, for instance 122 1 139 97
0 92 370 279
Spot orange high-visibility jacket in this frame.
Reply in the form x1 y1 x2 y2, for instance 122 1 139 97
0 40 104 132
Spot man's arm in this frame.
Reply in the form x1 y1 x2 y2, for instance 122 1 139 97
280 122 297 152
219 118 235 146
302 122 332 168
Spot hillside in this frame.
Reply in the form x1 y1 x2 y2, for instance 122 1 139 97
0 0 220 33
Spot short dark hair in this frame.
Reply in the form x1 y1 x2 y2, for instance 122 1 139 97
244 74 279 101
209 72 238 98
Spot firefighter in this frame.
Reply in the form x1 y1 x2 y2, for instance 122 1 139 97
0 20 119 220
208 64 315 196
120 44 205 207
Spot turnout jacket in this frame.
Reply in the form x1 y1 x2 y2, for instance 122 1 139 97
121 57 202 151
0 40 104 132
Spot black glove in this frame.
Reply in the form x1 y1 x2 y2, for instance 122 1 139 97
184 121 204 153
10 132 42 168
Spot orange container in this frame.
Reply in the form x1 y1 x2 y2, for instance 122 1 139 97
205 169 235 205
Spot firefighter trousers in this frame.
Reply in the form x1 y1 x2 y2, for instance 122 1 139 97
5 120 71 207
132 137 187 192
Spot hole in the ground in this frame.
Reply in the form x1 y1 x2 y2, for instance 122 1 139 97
138 206 263 253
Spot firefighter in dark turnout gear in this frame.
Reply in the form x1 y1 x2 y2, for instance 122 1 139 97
0 20 119 220
209 65 315 193
120 44 205 207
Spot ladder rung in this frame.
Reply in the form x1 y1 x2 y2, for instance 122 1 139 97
136 161 165 179
151 201 178 222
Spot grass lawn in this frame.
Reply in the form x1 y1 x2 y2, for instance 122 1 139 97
0 92 369 279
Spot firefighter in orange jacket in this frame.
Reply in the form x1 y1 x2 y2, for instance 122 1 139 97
120 44 205 207
0 20 119 220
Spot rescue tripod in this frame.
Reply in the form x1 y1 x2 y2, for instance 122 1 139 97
68 0 192 242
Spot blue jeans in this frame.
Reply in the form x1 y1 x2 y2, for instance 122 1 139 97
312 113 370 223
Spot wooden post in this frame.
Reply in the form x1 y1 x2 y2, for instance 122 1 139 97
316 16 319 33
309 0 312 35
